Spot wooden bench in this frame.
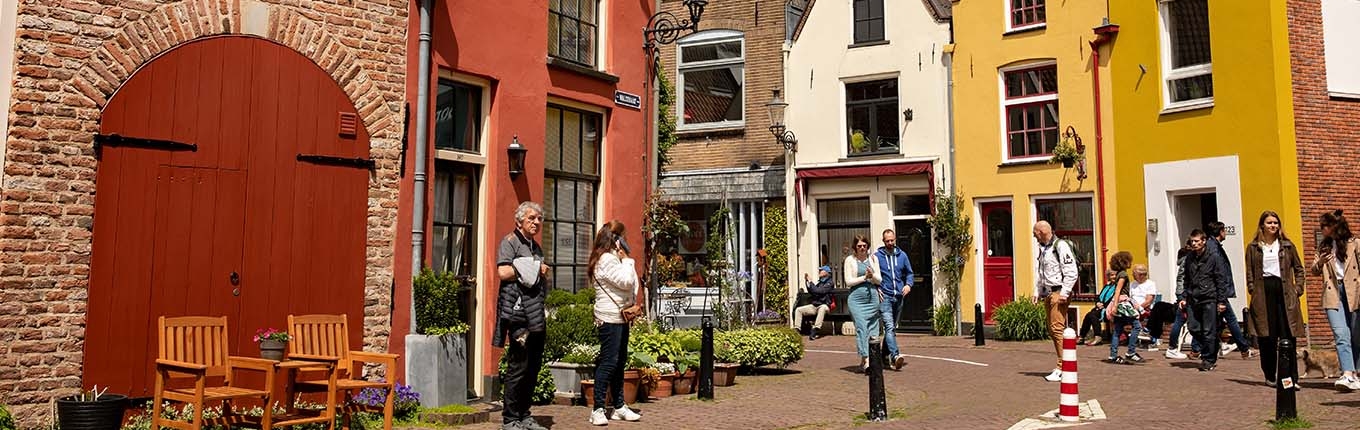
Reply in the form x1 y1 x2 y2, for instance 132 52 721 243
794 290 855 335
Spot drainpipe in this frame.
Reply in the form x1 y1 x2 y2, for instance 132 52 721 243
1089 22 1119 267
411 0 433 334
943 28 958 334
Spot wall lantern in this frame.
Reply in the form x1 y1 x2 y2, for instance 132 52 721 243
766 89 797 152
507 134 527 178
644 0 709 72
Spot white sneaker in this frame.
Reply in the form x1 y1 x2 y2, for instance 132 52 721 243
1146 340 1160 352
590 408 609 426
1044 368 1063 382
1335 376 1359 391
1219 343 1238 357
1164 349 1188 360
611 405 641 422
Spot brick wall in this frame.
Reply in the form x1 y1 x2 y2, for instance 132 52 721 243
1288 0 1360 345
0 0 405 426
660 0 788 172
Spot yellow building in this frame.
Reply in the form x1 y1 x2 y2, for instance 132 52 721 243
950 0 1119 331
1108 0 1301 317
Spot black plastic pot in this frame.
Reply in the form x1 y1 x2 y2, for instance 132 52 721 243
56 393 127 430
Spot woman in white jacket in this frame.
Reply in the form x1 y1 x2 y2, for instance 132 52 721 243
586 221 644 426
844 234 882 372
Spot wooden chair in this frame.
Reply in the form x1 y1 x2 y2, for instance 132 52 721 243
152 316 278 430
287 314 399 430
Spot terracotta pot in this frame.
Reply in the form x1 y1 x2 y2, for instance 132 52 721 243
713 363 739 387
622 370 640 405
650 373 676 399
672 370 696 395
581 379 595 405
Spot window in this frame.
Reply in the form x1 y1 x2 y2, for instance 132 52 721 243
1159 0 1213 108
433 162 478 276
1009 0 1046 30
548 0 599 67
677 31 744 129
1002 65 1059 160
543 105 601 293
1323 0 1360 97
852 0 885 44
816 198 870 288
1036 198 1096 297
846 78 899 156
435 80 481 152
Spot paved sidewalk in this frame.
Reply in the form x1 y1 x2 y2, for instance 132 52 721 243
462 334 1360 429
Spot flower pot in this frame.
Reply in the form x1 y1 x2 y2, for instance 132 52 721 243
651 373 676 399
581 379 595 405
622 370 640 405
57 393 128 430
259 339 286 361
672 369 696 395
548 362 594 398
713 363 739 387
1061 159 1074 168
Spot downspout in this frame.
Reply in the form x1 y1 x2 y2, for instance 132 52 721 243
411 0 434 334
942 18 958 334
1089 23 1119 267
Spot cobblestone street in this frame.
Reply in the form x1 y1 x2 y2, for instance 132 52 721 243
465 334 1360 429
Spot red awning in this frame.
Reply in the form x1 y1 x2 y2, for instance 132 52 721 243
795 161 933 179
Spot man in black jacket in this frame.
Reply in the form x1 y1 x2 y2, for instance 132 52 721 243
1183 229 1232 371
495 201 550 430
1206 221 1253 357
796 265 835 341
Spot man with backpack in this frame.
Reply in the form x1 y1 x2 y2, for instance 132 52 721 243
1034 221 1079 382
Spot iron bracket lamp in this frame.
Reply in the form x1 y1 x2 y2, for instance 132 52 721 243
643 0 708 74
507 134 527 178
766 89 797 152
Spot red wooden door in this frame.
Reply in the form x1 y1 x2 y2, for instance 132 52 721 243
981 202 1014 324
86 36 369 396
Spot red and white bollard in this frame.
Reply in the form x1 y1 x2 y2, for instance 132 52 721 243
1059 328 1079 422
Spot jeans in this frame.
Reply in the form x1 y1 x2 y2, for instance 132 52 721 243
880 295 905 357
1168 305 1204 352
848 285 882 358
1220 306 1251 350
1325 306 1358 373
502 331 545 424
594 323 631 410
1187 300 1221 366
1109 316 1142 357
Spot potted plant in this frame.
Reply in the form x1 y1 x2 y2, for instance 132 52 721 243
548 343 598 400
648 362 677 399
670 352 699 395
1049 135 1083 168
252 328 291 360
406 268 472 407
752 309 784 328
56 386 128 430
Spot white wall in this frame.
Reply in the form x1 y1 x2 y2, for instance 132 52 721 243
1323 0 1360 98
794 174 932 283
1143 156 1247 312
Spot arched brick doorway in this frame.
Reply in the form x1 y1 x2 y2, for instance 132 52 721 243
84 36 371 396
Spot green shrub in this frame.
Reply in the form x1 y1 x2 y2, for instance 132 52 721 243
714 327 804 368
763 206 790 317
932 303 957 336
993 297 1047 341
546 289 594 308
0 403 14 430
629 331 684 362
544 304 597 362
669 329 702 352
413 268 469 335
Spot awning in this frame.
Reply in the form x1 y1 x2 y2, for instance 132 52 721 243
793 161 936 221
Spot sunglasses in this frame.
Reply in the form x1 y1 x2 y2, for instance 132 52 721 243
855 244 869 249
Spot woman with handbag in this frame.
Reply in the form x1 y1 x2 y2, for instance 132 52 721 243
586 221 644 426
1105 251 1144 363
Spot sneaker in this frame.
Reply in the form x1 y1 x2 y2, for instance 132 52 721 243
1125 352 1145 363
860 357 869 373
1165 349 1188 360
1345 377 1360 391
810 332 820 341
1243 348 1258 359
1220 343 1238 357
893 354 908 370
1146 340 1160 352
1045 368 1063 382
1085 336 1102 346
1334 376 1359 391
590 408 609 426
519 417 549 430
501 421 526 430
1188 352 1201 360
1198 362 1217 372
1106 355 1119 363
611 405 641 422
1266 379 1277 388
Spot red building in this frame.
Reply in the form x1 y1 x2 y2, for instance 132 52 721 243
394 0 654 396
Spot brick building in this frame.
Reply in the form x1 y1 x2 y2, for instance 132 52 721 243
0 1 407 426
653 0 791 326
1290 0 1360 344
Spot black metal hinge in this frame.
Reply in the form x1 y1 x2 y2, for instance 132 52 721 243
94 133 197 157
297 154 376 169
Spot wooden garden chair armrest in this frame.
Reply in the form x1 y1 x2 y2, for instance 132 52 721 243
227 356 280 372
155 359 208 374
349 351 398 369
285 353 342 365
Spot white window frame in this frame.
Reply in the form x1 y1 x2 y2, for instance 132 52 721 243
434 71 492 164
676 30 746 131
997 61 1059 164
1323 0 1360 98
1004 0 1047 34
1158 0 1214 113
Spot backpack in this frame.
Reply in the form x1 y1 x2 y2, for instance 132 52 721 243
1044 237 1084 293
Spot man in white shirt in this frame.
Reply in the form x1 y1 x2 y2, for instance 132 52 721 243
1034 221 1079 382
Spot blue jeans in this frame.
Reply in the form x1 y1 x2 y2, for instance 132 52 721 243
1169 305 1204 353
1326 292 1358 373
1110 316 1142 357
594 323 630 410
849 285 882 358
879 295 904 357
1220 306 1250 350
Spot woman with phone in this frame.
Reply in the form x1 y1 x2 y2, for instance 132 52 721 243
1310 210 1360 390
585 221 645 425
844 234 882 373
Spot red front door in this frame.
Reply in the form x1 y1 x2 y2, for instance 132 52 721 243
85 36 370 396
981 202 1015 324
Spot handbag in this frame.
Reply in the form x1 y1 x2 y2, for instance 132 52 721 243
596 278 639 324
828 296 838 312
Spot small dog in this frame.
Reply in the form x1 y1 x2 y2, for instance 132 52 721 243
1298 347 1341 379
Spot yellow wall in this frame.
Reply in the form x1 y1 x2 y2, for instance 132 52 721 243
1108 0 1302 314
951 1 1118 323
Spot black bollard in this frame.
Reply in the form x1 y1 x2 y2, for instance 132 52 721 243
698 316 715 400
866 336 888 421
974 303 985 346
1275 337 1297 421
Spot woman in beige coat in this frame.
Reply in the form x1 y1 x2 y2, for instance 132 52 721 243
1310 209 1360 390
1244 211 1305 388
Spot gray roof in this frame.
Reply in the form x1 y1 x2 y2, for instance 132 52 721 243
658 168 787 202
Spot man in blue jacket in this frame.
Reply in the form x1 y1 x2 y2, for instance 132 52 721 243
875 229 913 371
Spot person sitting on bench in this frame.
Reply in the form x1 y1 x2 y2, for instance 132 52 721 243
796 265 835 341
